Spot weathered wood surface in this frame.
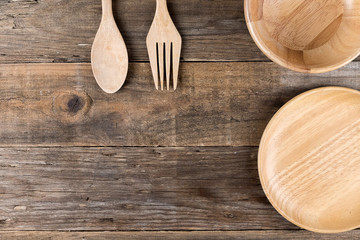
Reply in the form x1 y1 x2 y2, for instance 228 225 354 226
1 230 360 240
0 146 292 230
2 0 360 237
1 62 360 147
0 0 273 63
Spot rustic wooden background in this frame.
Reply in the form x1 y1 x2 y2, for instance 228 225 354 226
1 0 360 239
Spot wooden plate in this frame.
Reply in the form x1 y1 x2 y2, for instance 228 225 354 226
245 0 360 73
259 87 360 233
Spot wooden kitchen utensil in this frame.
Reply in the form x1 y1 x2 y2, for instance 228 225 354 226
245 0 360 73
91 0 128 94
147 0 182 90
259 87 360 233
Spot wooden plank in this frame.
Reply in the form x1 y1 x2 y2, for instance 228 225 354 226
1 62 360 147
0 146 295 231
2 0 360 64
1 231 360 240
1 0 360 64
0 0 266 63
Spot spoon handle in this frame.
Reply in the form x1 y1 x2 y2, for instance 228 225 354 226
101 0 113 20
156 0 168 12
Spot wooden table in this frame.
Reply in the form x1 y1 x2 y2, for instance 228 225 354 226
1 0 359 239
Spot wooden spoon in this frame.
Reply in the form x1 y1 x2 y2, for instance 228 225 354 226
91 0 128 94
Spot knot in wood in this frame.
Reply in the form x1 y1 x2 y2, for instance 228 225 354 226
67 95 84 113
52 89 92 123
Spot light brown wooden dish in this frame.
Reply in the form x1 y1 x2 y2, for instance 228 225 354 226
245 0 360 73
259 87 360 233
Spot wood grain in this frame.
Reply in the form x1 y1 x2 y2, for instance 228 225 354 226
1 230 360 240
1 62 360 147
245 0 360 73
0 0 274 63
0 146 291 231
3 0 359 237
259 87 360 233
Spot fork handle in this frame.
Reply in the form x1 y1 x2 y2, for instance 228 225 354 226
101 0 113 20
156 0 168 12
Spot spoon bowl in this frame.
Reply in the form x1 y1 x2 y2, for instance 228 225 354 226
245 0 360 73
91 0 128 94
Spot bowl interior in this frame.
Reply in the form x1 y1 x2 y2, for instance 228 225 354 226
245 0 360 73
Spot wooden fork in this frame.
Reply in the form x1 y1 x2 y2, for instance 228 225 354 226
146 0 182 91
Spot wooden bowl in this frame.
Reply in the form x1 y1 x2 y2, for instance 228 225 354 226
245 0 360 73
259 87 360 233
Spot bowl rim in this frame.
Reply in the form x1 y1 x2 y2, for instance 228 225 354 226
258 86 360 233
244 0 360 74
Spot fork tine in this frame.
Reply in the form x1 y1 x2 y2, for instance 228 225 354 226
172 42 181 90
165 42 171 91
158 42 165 90
147 42 159 90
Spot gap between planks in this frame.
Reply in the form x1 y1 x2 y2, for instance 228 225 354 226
0 230 359 239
